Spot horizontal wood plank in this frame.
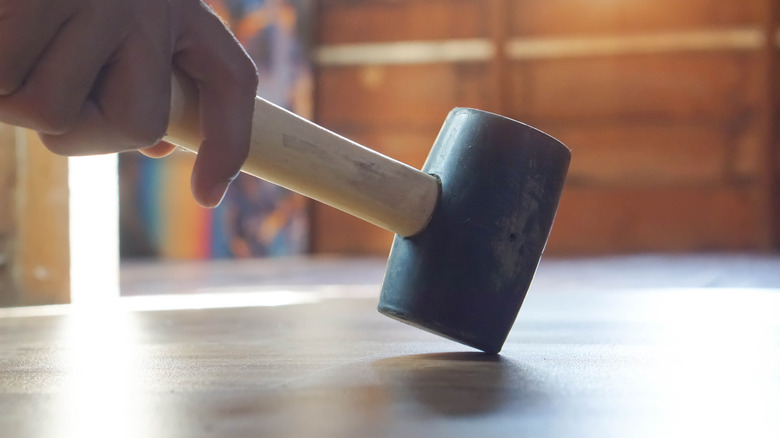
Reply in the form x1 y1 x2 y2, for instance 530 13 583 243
537 120 763 186
505 28 762 59
312 204 394 254
547 186 760 253
316 39 494 66
508 0 762 37
507 52 763 122
316 63 496 127
5 266 780 437
318 0 489 44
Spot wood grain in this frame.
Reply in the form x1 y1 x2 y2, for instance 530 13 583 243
548 186 760 253
2 257 779 437
318 0 489 44
506 52 763 122
508 0 763 36
505 28 762 59
537 121 761 186
313 204 394 254
313 1 777 254
316 63 496 128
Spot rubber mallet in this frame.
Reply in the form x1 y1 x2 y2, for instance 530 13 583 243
165 75 570 354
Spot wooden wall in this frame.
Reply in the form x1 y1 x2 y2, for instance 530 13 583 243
0 127 70 307
0 124 16 304
770 0 780 251
312 0 779 254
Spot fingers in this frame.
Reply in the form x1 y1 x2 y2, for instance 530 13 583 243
0 7 120 136
40 23 172 155
0 0 172 156
0 0 70 95
0 0 256 209
140 142 178 158
173 2 257 207
37 0 172 155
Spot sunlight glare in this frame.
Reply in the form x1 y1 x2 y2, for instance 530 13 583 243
68 155 121 305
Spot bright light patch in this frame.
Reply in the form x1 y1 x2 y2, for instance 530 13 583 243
642 288 780 437
68 155 120 304
59 305 145 438
0 285 378 318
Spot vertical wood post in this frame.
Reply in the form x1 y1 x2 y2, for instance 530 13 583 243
0 124 17 306
761 0 779 249
488 0 509 115
0 127 70 307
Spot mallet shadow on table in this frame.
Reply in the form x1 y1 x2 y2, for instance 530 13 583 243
165 75 571 354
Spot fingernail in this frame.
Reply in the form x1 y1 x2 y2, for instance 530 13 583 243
207 181 231 207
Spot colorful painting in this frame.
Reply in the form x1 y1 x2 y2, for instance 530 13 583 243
119 0 313 260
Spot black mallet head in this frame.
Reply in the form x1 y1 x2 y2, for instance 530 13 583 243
378 108 571 354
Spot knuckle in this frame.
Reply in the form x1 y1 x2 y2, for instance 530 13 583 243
226 54 258 94
32 103 78 135
20 88 82 134
135 118 168 147
116 110 169 149
0 66 25 95
39 135 72 156
0 47 34 96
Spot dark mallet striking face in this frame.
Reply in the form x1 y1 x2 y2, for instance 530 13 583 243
378 109 570 354
166 74 571 354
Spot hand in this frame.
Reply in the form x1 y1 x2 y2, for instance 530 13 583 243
0 0 258 207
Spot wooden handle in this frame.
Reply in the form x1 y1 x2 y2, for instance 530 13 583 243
164 74 440 237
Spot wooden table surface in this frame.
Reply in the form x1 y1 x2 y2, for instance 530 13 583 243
2 255 780 437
